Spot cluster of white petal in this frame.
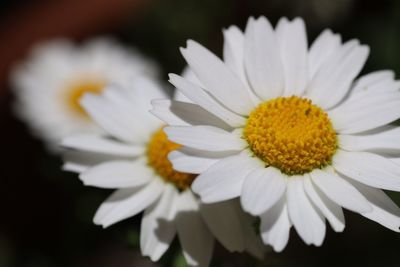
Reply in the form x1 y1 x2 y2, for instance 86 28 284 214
62 77 264 266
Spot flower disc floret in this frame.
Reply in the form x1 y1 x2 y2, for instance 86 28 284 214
66 80 105 116
243 96 337 175
147 128 195 189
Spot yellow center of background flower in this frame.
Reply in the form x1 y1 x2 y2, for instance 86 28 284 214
66 80 105 117
147 127 195 190
243 96 337 175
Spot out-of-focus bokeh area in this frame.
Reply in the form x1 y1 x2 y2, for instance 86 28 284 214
1 0 400 266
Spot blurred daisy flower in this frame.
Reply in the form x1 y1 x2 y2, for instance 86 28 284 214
153 16 400 251
11 38 158 151
62 76 264 266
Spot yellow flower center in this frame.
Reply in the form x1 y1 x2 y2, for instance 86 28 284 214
147 127 195 190
243 96 337 175
65 80 105 117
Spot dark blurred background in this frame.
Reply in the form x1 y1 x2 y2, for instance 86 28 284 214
1 0 400 266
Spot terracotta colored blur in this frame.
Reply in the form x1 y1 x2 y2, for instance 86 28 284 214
0 0 149 99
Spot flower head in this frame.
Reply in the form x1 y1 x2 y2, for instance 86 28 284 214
11 38 158 151
62 76 264 266
152 16 400 251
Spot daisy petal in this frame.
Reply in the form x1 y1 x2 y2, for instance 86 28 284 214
329 91 400 134
346 179 400 232
287 176 326 246
303 175 345 232
93 179 165 228
307 40 369 109
351 70 396 95
339 127 400 154
180 66 202 87
141 184 178 261
237 203 266 259
333 150 400 191
357 79 400 95
150 99 230 130
176 190 214 267
80 158 153 188
169 74 246 127
150 99 189 127
168 147 233 174
102 82 163 131
244 16 284 100
200 200 245 252
119 76 167 111
310 168 372 213
62 134 145 157
241 167 287 215
81 93 152 144
62 150 119 173
181 40 254 115
260 197 291 252
223 26 247 84
390 158 400 165
275 17 308 95
164 125 247 152
308 29 341 79
223 25 261 104
193 152 263 203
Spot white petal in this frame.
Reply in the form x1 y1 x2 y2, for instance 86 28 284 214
120 76 167 110
333 150 400 191
339 127 400 154
356 79 400 95
241 167 287 215
329 91 400 134
235 202 266 259
150 99 230 130
307 40 369 109
193 152 263 203
223 26 247 84
303 175 345 232
93 179 165 228
101 86 161 132
176 190 214 267
351 70 396 95
150 99 189 126
181 40 254 115
169 74 246 127
164 125 247 152
141 184 178 261
62 134 145 157
390 158 400 165
168 147 233 174
310 168 372 213
223 25 262 105
200 200 245 252
287 176 326 246
63 150 123 173
244 16 284 100
173 89 192 103
260 197 291 252
275 17 308 96
346 179 400 232
81 93 151 144
308 29 341 79
80 158 153 189
180 66 202 86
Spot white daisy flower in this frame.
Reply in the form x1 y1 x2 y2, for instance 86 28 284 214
152 16 400 252
62 77 265 266
11 38 158 151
